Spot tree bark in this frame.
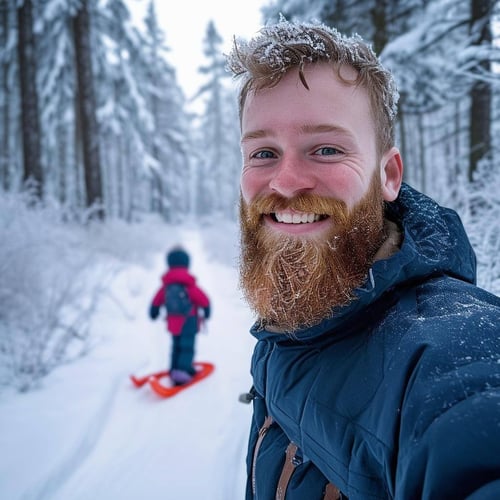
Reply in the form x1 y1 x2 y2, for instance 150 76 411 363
17 0 43 198
468 0 493 182
0 1 10 190
370 0 389 55
72 0 104 218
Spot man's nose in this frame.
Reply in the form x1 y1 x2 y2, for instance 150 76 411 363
269 155 316 198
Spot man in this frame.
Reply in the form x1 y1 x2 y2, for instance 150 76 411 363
227 19 500 499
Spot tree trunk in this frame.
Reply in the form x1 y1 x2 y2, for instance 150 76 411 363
370 0 389 55
72 0 104 218
0 1 10 190
468 0 493 182
17 0 43 198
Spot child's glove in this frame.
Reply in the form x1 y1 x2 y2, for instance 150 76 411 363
203 305 211 320
149 304 160 320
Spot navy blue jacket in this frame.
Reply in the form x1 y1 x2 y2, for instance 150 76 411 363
247 184 500 499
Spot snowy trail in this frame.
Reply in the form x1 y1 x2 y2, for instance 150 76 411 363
0 225 256 500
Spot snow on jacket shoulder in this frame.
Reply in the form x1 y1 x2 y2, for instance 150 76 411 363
247 184 500 500
151 267 210 335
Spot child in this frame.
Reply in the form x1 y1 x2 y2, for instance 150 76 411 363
149 246 211 385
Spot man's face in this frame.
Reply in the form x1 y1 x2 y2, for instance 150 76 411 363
240 63 384 229
238 64 401 331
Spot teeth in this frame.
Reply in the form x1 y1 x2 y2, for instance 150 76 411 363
274 212 322 224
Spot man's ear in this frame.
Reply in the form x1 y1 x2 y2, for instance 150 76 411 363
380 147 403 201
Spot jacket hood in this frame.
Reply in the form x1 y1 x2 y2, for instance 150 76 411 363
161 267 196 287
250 183 477 342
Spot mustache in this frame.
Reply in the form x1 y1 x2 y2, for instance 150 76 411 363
242 193 350 225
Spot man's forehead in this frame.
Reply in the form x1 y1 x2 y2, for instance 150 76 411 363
241 64 370 123
249 62 359 93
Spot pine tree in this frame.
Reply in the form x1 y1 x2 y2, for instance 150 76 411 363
0 0 15 191
193 20 241 219
142 0 191 222
17 0 43 198
72 0 104 218
468 0 494 182
38 0 79 207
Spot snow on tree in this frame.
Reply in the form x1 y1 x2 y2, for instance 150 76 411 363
192 20 241 220
0 0 193 221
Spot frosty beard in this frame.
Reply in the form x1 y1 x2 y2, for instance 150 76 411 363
239 172 386 332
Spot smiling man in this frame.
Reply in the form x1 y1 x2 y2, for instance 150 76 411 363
227 19 500 500
239 62 401 332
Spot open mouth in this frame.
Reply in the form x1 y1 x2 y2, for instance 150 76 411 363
270 211 329 224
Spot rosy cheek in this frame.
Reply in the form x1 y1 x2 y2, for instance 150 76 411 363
325 177 352 200
321 170 367 205
241 168 265 203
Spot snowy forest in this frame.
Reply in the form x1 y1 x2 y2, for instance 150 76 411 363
1 0 500 392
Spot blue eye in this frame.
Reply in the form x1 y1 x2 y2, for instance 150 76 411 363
253 150 276 159
314 147 343 156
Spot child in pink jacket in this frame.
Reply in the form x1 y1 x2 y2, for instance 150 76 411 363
149 246 211 385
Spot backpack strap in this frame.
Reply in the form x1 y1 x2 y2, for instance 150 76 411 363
324 482 342 500
252 411 345 500
275 440 343 500
251 415 275 495
276 442 299 500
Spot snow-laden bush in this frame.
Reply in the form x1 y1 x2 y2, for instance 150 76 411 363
440 160 500 297
463 164 500 296
0 191 115 392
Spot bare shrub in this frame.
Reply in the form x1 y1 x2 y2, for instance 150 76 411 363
0 192 115 391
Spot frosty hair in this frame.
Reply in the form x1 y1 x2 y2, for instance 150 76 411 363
226 18 399 155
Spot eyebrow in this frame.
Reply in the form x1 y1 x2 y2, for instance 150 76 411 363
300 124 354 137
241 124 354 143
241 129 269 142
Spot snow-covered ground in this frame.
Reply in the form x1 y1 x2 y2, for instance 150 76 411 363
0 222 256 500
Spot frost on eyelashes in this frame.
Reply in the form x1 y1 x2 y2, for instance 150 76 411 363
226 16 400 121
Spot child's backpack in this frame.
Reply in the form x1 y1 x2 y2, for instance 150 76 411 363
165 283 192 316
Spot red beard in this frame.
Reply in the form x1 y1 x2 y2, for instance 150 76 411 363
239 173 386 332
